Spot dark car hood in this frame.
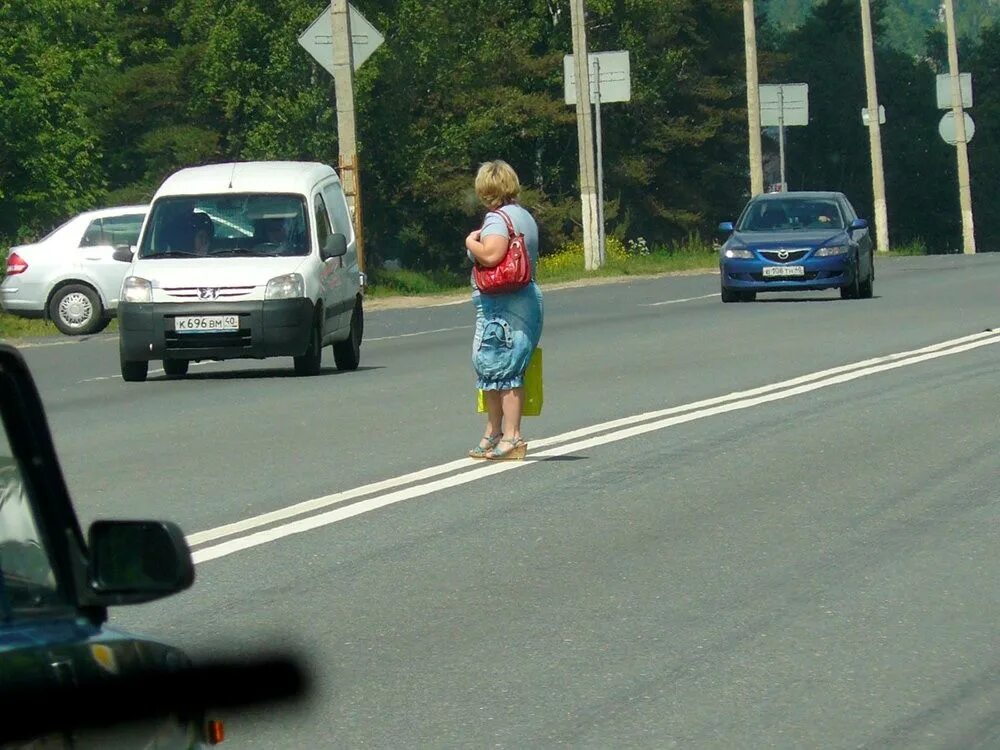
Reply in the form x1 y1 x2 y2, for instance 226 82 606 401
732 229 848 249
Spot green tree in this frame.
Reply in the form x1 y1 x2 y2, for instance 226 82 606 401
0 1 116 241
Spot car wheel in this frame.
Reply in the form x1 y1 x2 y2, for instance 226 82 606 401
121 358 148 382
163 359 189 378
294 318 323 376
333 298 362 372
48 284 105 336
721 283 740 303
840 257 861 299
858 252 874 299
740 291 756 302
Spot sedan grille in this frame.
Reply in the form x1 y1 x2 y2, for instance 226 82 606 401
759 249 809 263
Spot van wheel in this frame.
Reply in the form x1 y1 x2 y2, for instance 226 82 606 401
294 320 323 376
49 284 105 336
121 359 148 382
163 360 189 378
333 300 362 372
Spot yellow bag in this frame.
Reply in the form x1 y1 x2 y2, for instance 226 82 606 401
476 346 543 416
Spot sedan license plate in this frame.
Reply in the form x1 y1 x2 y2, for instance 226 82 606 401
762 265 805 278
174 315 239 332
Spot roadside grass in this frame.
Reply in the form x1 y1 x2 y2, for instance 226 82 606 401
0 236 941 340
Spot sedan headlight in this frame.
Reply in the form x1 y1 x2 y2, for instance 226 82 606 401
815 244 849 257
265 273 304 300
723 246 754 259
122 276 152 303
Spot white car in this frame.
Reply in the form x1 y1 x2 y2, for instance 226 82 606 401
1 205 147 335
117 161 363 382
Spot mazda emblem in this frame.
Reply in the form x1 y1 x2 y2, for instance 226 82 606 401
777 250 789 261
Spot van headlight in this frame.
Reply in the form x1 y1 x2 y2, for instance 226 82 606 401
122 276 152 303
265 273 304 300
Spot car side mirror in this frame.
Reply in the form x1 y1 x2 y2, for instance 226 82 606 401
112 245 135 263
849 218 868 231
717 221 735 234
88 520 194 605
321 233 348 260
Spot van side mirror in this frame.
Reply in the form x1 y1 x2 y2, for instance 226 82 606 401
321 233 347 260
112 245 135 263
87 520 194 605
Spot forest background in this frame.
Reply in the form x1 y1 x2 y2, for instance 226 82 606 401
1 0 997 275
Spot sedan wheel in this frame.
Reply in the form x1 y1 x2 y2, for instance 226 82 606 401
49 284 107 336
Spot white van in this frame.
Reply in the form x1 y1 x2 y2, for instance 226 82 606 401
117 161 363 381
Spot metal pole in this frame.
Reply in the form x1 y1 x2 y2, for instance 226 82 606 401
330 0 365 273
859 0 890 253
743 0 765 196
942 0 976 254
593 57 606 267
569 0 600 270
778 87 786 190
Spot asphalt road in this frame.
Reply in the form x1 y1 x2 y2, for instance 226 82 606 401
17 254 1000 748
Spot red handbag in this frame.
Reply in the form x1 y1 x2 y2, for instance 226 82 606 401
472 208 532 295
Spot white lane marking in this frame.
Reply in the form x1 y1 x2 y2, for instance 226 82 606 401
640 293 720 307
78 360 216 383
189 329 1000 563
366 325 470 342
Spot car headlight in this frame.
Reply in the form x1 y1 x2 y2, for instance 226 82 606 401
723 246 754 259
815 244 849 257
122 276 152 303
265 273 305 300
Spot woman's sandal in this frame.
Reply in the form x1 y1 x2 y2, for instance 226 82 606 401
469 433 503 459
485 437 528 461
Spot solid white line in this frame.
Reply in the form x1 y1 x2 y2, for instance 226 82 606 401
189 330 1000 563
366 325 471 342
640 293 720 307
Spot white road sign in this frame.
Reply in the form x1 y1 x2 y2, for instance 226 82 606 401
298 3 384 75
938 111 975 145
935 73 973 109
759 83 809 127
564 51 631 105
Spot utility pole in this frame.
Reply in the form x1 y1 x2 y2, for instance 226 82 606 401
330 0 366 273
859 0 890 253
569 0 600 270
743 0 764 196
942 0 976 254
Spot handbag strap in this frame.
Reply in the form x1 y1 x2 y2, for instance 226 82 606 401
488 208 518 240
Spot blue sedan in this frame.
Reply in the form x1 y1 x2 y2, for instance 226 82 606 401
718 191 874 302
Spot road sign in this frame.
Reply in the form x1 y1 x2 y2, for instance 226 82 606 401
861 105 885 126
563 51 631 105
938 111 975 145
298 3 384 75
759 83 809 126
935 73 973 109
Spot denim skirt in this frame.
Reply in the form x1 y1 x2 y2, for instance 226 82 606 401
472 281 544 390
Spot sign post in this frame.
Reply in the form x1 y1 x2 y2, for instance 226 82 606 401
564 50 631 267
298 3 385 277
759 83 808 192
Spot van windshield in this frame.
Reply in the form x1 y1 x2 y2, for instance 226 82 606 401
138 194 310 259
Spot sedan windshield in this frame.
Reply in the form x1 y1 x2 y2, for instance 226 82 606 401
139 194 310 259
738 198 845 231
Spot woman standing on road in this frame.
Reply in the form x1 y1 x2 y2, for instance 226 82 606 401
465 160 544 460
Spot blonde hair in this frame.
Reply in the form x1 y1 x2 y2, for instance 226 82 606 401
474 160 520 209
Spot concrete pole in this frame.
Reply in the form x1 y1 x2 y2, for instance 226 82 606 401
330 0 366 272
569 0 600 270
859 0 890 253
743 0 764 196
942 0 976 254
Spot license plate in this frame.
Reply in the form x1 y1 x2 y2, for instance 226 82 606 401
762 265 805 278
174 315 240 332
